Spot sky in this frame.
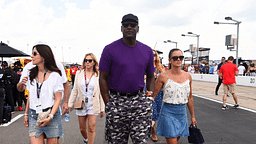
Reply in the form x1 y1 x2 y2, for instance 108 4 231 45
1 0 256 65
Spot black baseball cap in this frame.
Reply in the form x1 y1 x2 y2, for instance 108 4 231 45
121 13 138 24
2 61 8 66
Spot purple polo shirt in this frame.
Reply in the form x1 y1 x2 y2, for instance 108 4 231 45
99 38 155 93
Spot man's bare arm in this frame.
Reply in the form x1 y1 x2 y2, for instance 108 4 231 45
146 73 155 96
99 71 110 104
62 82 70 114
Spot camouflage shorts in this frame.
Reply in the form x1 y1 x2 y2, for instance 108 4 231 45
105 92 153 144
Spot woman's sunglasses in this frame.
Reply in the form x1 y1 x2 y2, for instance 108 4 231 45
32 51 40 56
154 54 157 57
84 59 93 63
122 22 137 28
171 56 184 61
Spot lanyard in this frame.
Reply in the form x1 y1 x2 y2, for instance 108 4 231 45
85 72 94 92
36 69 48 99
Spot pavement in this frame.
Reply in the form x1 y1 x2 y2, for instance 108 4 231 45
192 80 256 111
0 80 256 144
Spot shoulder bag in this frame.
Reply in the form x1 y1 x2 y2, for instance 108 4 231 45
74 100 84 110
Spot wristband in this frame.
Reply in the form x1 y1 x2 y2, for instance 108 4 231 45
24 113 29 116
49 114 54 119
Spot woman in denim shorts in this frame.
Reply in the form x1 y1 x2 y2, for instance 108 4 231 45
17 44 64 144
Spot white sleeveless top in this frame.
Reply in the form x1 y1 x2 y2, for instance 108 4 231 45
162 72 190 104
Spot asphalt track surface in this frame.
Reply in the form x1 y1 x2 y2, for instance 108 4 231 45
1 85 256 143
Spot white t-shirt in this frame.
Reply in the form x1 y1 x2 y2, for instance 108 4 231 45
214 65 218 75
26 72 64 110
20 61 67 84
188 66 194 74
238 66 245 75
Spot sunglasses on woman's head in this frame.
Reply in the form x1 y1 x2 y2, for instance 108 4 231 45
171 56 184 61
84 59 93 63
32 51 40 56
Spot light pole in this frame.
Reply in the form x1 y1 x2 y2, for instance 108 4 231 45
164 40 178 48
69 47 71 63
27 44 29 54
214 16 241 66
62 47 64 64
55 46 57 57
181 32 200 65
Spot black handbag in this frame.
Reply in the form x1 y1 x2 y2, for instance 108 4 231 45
188 124 204 144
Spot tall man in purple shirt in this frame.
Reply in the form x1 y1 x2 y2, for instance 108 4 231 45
99 13 155 144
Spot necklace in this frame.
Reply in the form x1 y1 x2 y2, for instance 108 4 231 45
84 71 94 103
84 71 94 92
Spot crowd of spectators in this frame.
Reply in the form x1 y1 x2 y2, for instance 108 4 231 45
0 60 27 124
183 62 256 76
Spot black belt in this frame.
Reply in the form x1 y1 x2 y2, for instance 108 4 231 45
43 107 52 112
31 107 52 112
110 88 144 97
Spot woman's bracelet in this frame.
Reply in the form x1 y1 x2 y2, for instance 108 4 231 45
48 114 53 119
24 113 29 116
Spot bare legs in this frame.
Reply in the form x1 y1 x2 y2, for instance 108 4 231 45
223 93 238 106
78 115 98 144
166 137 180 144
87 115 98 144
151 121 158 141
232 93 238 104
30 134 59 144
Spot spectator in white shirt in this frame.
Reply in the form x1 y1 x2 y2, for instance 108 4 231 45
188 65 195 74
213 63 218 75
238 62 245 76
17 44 64 143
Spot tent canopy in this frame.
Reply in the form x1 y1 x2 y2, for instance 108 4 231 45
0 41 29 57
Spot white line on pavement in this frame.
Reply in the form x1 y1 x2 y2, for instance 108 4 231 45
193 94 256 114
0 114 24 127
1 95 256 127
196 92 256 95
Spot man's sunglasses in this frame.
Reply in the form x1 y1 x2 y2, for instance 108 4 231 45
84 59 93 63
171 56 184 61
32 51 40 56
122 22 137 28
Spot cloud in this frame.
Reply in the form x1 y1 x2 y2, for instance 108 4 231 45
1 0 256 64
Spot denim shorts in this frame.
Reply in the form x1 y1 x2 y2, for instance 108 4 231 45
29 108 63 138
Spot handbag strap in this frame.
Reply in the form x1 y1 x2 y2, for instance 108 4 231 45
190 124 197 128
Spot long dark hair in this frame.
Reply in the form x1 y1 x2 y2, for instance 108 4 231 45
29 44 62 84
168 48 182 69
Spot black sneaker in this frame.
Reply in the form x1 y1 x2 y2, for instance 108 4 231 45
234 104 239 109
222 105 229 110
